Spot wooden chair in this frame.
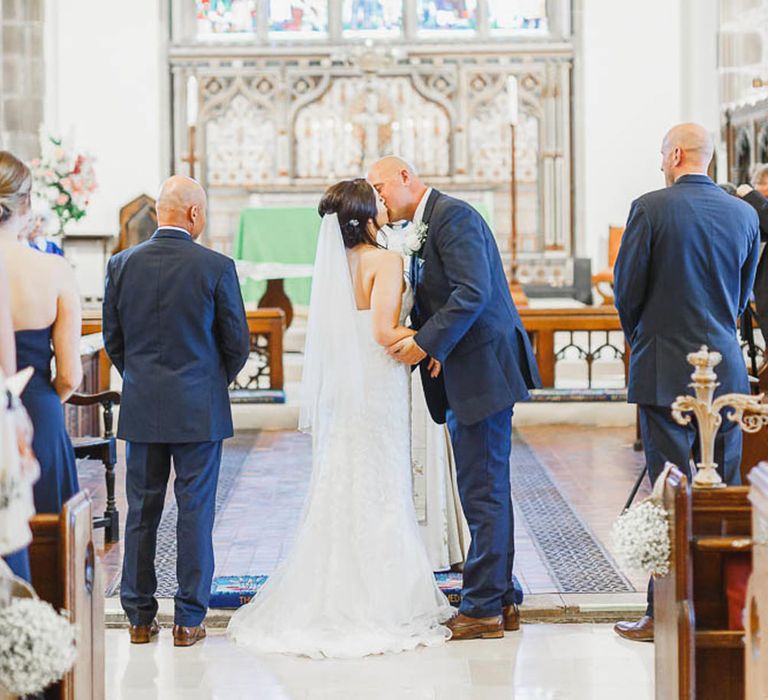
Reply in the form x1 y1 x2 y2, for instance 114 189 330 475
112 194 156 255
655 467 752 700
67 391 122 543
746 463 768 699
65 341 122 543
29 492 105 700
592 225 625 306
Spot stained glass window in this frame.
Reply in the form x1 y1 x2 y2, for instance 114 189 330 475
488 0 547 32
417 0 478 32
196 0 257 35
342 0 402 34
269 0 328 36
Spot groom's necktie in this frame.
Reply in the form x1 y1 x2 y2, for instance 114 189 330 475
410 253 421 325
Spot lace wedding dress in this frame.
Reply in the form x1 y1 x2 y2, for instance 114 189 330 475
227 215 453 659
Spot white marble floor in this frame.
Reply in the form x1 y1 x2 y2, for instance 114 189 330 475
106 624 654 700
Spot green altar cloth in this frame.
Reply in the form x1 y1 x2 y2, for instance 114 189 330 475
233 202 492 305
234 207 319 305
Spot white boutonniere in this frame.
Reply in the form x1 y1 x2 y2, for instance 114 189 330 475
402 222 428 258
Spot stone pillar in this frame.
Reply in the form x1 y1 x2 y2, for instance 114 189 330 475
1 0 44 159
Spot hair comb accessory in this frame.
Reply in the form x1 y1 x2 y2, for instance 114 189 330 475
348 219 359 226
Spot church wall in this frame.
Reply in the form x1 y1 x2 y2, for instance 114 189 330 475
573 0 719 273
36 1 724 300
44 0 168 297
574 0 684 268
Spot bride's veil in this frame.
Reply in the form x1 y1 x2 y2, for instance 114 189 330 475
299 213 365 434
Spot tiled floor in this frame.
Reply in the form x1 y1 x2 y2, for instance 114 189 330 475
105 624 654 699
83 424 650 597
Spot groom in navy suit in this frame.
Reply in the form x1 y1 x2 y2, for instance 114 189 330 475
613 124 760 642
368 156 541 640
103 176 250 647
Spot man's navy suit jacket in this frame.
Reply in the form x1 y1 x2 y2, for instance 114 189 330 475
411 190 541 426
103 227 250 443
742 188 768 340
614 174 760 407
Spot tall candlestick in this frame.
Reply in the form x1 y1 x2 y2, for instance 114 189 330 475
506 75 519 126
186 75 198 127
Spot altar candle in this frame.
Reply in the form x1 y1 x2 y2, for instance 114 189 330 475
507 75 519 126
187 75 199 127
391 121 400 155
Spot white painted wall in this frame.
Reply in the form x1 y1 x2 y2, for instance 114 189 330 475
44 0 167 237
42 0 168 297
573 0 720 270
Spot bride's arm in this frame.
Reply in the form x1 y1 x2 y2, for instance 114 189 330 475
370 251 415 347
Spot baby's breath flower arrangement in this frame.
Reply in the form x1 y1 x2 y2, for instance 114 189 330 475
0 597 77 695
611 463 673 576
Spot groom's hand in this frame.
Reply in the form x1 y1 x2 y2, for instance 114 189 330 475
387 336 427 365
427 357 442 378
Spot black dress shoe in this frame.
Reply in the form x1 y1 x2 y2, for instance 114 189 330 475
614 615 654 642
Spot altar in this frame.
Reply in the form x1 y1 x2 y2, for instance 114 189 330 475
234 207 319 306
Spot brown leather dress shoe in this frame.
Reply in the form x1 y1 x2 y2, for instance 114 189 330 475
129 619 160 644
613 615 654 642
447 613 504 640
173 624 207 647
502 604 520 631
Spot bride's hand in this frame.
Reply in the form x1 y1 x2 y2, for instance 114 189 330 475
427 357 442 379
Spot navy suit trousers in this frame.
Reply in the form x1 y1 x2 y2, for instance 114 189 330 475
639 404 742 617
447 405 515 618
120 440 222 627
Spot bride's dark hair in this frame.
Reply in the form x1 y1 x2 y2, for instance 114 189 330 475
318 178 383 249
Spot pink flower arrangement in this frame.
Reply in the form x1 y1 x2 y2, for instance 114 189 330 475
31 135 97 234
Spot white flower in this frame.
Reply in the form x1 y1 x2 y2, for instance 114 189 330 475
611 500 671 576
0 598 77 695
402 222 429 257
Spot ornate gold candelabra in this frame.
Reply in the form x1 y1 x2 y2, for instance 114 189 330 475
671 346 768 488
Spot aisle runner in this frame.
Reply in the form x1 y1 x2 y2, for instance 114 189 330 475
509 430 633 593
108 429 632 599
105 432 256 598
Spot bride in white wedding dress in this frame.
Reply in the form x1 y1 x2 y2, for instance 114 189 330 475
227 179 454 659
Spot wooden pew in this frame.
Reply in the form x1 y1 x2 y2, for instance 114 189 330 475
80 307 286 398
746 463 768 699
655 467 752 700
29 492 105 700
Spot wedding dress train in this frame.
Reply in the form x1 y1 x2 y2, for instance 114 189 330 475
228 215 453 659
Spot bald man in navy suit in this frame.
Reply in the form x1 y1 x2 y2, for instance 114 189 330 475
613 124 760 642
104 176 250 647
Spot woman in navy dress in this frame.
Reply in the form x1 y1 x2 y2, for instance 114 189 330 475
0 152 82 581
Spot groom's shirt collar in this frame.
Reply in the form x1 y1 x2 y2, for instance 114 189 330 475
412 187 433 226
161 225 192 238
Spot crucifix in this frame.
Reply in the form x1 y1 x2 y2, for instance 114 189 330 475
354 92 389 164
181 125 198 179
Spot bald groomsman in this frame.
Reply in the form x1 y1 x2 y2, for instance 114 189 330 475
103 176 250 647
613 124 760 642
